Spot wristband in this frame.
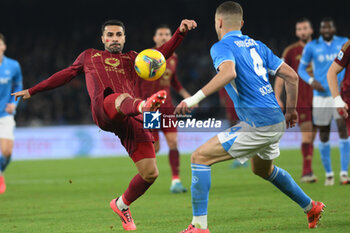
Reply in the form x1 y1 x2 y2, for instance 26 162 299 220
334 95 346 108
308 77 314 85
183 90 206 108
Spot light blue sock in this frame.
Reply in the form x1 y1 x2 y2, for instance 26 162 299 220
191 163 211 216
0 155 11 172
266 166 312 209
339 138 350 173
319 141 332 174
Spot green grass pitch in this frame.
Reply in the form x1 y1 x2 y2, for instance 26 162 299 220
0 149 349 233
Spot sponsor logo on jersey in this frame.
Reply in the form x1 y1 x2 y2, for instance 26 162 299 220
92 52 101 58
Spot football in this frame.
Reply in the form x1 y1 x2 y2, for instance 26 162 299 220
134 49 166 81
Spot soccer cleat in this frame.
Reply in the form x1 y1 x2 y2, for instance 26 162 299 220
142 90 167 112
0 175 6 194
110 198 136 231
324 176 334 186
340 175 350 185
170 180 188 193
180 224 210 233
306 201 326 229
300 173 318 183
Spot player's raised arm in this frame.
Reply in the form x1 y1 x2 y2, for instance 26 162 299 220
12 51 85 100
156 19 197 59
276 62 299 128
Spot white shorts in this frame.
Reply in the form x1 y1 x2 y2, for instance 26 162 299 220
0 115 16 140
312 96 341 126
217 121 285 164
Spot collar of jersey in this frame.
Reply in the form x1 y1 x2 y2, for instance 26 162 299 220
222 30 242 39
318 35 337 44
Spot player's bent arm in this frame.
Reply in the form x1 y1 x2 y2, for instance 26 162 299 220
298 62 314 84
327 61 344 98
274 76 285 108
276 62 298 112
182 61 236 109
157 19 197 60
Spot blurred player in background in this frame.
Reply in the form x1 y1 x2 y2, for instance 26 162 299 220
177 2 324 232
327 39 350 179
298 18 350 186
12 19 197 231
0 33 23 194
137 24 192 193
275 18 317 183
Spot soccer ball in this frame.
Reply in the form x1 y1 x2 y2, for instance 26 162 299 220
134 49 166 81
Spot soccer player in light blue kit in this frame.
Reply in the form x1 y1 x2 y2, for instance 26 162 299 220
0 33 23 194
176 2 325 232
298 18 350 186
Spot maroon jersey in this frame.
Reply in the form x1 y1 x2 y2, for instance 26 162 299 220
282 41 313 109
28 28 186 131
335 40 350 97
136 53 183 107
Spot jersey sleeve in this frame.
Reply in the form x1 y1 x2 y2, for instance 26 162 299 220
334 40 350 68
298 42 314 83
29 51 86 96
259 42 283 75
10 61 23 106
210 42 235 71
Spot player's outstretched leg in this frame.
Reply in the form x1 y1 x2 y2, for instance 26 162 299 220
103 90 167 120
180 136 232 233
0 139 13 194
251 156 325 228
110 142 158 231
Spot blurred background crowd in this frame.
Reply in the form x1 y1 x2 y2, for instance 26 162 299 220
1 0 349 126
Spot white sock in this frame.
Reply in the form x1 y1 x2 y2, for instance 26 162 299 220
192 215 207 229
325 171 334 178
340 171 348 177
171 178 180 186
303 200 313 213
116 196 129 211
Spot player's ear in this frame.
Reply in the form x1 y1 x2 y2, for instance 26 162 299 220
101 35 105 44
241 20 244 29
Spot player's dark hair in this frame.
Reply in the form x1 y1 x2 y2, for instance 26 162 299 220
101 19 126 34
154 24 171 35
216 1 243 17
296 17 313 28
321 17 336 27
0 33 5 43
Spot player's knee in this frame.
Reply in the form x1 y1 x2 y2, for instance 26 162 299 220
1 148 12 158
140 168 159 183
167 139 178 150
191 148 208 165
319 132 330 142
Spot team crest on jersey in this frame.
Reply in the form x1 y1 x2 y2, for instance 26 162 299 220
337 51 344 61
105 58 120 67
92 52 101 58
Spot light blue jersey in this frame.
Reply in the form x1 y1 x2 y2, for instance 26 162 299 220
0 56 23 117
298 36 348 97
210 30 284 127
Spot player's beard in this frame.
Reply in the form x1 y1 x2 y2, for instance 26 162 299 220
106 43 123 53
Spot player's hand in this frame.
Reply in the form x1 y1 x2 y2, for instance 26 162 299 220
11 89 31 101
311 80 325 92
285 110 298 129
337 103 349 119
179 19 197 33
5 103 16 114
174 101 192 115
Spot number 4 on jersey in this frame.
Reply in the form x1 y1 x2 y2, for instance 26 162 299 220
250 48 268 82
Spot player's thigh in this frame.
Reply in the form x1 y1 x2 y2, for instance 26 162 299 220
336 118 348 139
135 158 159 182
191 135 232 166
250 155 274 179
0 138 14 157
299 121 314 143
164 132 178 150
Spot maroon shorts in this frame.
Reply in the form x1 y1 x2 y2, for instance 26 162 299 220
342 92 350 136
296 105 313 125
91 91 155 162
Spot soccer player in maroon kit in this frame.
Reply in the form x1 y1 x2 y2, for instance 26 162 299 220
274 18 318 183
328 40 350 145
12 19 197 231
137 24 192 193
